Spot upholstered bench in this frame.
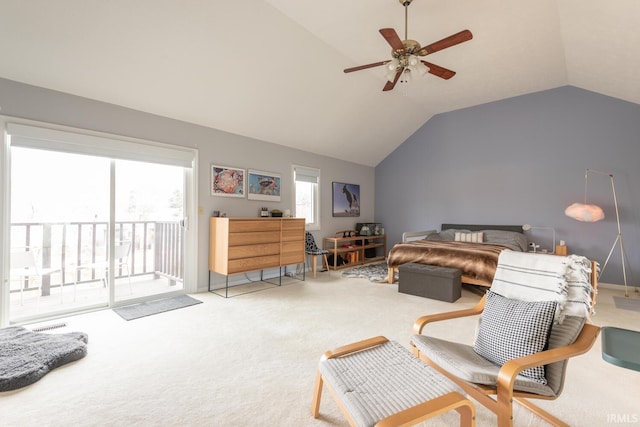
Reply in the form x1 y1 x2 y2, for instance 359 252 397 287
398 263 462 302
312 336 475 427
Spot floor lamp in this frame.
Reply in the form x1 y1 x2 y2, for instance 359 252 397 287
565 169 634 297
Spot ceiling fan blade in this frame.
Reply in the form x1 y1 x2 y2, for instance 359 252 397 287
421 61 456 80
383 68 403 91
379 28 405 52
419 29 473 55
344 61 388 73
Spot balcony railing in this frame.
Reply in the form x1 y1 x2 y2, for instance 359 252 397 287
10 221 183 296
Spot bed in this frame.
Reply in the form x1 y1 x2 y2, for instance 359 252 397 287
387 224 527 285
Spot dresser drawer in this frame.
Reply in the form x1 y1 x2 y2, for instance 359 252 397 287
229 231 280 246
281 241 304 264
229 220 281 233
282 229 304 242
229 242 280 260
282 219 305 231
228 255 280 274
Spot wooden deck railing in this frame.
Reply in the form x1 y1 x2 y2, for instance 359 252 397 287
10 221 183 296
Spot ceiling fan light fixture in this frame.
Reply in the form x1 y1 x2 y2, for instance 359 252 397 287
385 59 400 82
386 58 399 72
343 0 472 91
407 55 429 76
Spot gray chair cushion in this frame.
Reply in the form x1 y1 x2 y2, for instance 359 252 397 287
412 334 557 396
412 315 585 397
543 315 585 394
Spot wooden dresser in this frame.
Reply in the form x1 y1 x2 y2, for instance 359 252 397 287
209 217 305 278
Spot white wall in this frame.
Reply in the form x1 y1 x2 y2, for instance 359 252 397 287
0 78 375 291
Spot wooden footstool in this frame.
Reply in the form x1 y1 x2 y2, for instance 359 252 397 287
312 336 475 427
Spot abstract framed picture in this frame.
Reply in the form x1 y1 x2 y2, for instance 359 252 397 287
332 182 360 217
247 169 281 202
211 164 245 197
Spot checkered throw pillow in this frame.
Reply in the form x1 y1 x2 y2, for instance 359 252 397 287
473 290 557 384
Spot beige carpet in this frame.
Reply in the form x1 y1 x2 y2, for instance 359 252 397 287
1 273 638 426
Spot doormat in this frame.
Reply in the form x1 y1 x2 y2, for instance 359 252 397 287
0 326 88 391
613 295 640 312
341 262 397 283
113 295 202 321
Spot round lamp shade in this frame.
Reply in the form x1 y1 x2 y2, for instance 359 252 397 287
565 202 605 222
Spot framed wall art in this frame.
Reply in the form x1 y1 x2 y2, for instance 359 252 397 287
332 182 360 217
211 164 245 197
247 169 281 201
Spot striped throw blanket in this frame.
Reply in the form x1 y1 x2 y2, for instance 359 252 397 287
490 251 593 321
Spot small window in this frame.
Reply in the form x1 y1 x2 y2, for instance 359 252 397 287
293 165 320 230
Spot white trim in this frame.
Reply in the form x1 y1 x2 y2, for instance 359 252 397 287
7 122 193 168
0 118 10 326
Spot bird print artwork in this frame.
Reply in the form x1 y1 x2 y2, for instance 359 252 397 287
342 184 359 212
333 182 360 217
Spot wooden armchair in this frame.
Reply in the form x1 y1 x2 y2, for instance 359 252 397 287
410 259 600 427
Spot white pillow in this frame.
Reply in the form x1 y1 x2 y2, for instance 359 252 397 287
454 231 484 243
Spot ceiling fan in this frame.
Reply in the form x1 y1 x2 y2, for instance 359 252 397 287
344 0 473 92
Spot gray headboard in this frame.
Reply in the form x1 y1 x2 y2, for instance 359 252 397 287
441 224 524 233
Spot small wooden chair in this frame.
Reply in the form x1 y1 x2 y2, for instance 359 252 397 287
305 232 329 278
411 257 600 427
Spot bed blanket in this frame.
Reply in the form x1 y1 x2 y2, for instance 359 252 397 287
387 240 510 284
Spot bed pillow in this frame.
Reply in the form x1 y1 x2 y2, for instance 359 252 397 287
438 229 470 241
454 231 484 243
482 229 528 251
473 290 557 384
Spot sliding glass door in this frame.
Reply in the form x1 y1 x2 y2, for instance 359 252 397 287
10 148 111 319
113 159 184 303
4 121 195 324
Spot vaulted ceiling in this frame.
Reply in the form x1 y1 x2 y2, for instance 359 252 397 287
1 0 639 167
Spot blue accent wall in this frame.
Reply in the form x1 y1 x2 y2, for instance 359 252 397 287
375 86 640 286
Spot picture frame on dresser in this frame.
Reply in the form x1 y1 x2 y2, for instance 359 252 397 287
248 169 281 201
211 164 245 197
332 182 360 217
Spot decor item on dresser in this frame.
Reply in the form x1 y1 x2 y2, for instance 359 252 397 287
387 224 527 284
332 182 360 217
247 169 281 202
565 168 634 297
211 164 245 197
